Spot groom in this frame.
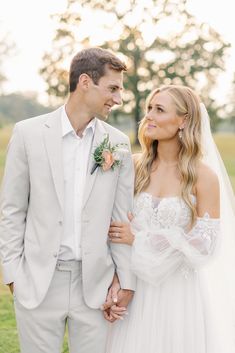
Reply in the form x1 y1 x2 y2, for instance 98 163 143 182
0 47 135 353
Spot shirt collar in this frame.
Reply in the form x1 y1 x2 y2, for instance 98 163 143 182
61 105 96 138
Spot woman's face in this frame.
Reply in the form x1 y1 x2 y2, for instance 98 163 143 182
144 91 185 141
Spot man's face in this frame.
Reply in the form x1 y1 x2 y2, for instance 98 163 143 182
86 68 124 120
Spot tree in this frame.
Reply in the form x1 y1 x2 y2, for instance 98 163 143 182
221 73 235 132
0 29 15 93
40 0 230 142
0 93 51 126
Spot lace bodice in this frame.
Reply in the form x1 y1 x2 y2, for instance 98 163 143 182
130 192 220 285
133 192 193 231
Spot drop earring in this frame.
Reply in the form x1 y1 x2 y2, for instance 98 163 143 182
178 128 183 139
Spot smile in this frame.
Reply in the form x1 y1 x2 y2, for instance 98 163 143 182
105 104 112 111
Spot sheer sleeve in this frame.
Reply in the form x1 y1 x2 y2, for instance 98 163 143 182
131 214 220 286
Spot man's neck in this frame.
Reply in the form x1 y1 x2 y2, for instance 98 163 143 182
65 101 94 137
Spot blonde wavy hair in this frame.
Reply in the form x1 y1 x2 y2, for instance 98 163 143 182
135 85 202 223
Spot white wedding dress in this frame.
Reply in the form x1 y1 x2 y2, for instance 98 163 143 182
106 192 223 353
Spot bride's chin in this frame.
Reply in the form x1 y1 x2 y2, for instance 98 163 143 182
144 130 158 140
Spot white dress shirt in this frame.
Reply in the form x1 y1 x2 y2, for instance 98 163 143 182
59 106 96 260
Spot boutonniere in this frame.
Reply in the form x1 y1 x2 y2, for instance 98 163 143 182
90 134 128 175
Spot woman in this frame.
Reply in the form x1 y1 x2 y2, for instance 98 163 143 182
105 85 235 353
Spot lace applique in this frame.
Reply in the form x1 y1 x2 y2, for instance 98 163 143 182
186 212 219 256
131 193 220 284
134 193 193 231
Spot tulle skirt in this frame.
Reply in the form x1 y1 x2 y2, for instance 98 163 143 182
106 270 224 353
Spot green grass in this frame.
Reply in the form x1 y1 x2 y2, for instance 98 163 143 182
0 126 234 352
0 293 19 353
214 133 235 191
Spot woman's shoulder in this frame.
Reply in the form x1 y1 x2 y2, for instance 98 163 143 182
195 161 219 196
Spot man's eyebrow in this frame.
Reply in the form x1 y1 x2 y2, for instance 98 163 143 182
109 84 123 90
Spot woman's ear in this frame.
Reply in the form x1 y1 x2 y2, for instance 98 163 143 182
179 114 188 129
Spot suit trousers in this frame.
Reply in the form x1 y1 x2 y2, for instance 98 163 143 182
14 260 108 353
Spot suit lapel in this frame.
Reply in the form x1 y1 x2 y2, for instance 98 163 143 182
44 107 64 211
82 119 107 209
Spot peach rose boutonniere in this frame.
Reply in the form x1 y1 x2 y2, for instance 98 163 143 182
91 134 127 175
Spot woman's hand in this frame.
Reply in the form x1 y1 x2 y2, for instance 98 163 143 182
109 212 135 245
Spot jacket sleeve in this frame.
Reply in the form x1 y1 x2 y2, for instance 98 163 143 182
0 123 30 284
110 137 136 291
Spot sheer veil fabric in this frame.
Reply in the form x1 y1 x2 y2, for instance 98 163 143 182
199 103 235 351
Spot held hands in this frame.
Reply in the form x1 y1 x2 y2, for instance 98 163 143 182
101 274 134 323
102 213 135 322
109 212 135 245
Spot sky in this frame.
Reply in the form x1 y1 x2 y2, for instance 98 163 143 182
0 0 234 105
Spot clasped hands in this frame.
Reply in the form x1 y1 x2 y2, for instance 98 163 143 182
101 274 134 323
101 213 135 322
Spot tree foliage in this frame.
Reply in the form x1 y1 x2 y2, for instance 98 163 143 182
0 30 15 93
0 93 51 127
40 0 230 139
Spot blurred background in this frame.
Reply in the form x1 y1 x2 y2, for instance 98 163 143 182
0 0 235 352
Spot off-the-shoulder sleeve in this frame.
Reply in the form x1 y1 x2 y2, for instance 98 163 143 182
131 214 220 286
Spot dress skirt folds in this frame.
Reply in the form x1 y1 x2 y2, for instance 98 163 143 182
106 193 223 353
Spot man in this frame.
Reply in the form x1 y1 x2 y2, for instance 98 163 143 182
0 47 135 353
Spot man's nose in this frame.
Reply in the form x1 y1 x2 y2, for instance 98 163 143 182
113 92 122 106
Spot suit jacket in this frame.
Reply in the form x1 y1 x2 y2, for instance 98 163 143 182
0 106 136 309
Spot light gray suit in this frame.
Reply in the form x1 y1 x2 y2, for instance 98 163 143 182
0 107 136 352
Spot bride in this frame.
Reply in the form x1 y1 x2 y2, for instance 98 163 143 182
104 85 235 353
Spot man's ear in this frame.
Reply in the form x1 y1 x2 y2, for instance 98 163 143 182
78 73 91 90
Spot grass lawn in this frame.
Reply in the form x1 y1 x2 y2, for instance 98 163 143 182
214 133 235 191
0 126 234 352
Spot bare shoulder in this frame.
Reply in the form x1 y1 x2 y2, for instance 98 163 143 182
195 161 220 218
196 161 219 194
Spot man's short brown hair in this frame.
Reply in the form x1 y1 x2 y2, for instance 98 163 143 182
69 47 127 92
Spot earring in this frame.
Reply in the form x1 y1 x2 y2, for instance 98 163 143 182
178 128 183 139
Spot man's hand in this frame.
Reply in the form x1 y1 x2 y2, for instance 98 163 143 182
7 282 14 295
115 289 134 308
108 289 134 322
102 287 134 323
102 274 121 322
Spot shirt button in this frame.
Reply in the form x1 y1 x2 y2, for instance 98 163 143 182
58 220 63 225
53 252 57 258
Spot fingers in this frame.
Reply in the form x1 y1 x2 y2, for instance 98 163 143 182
102 304 128 322
100 298 113 311
108 230 124 242
109 226 123 235
109 231 121 238
109 305 128 320
110 312 124 320
103 309 116 323
109 237 123 243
